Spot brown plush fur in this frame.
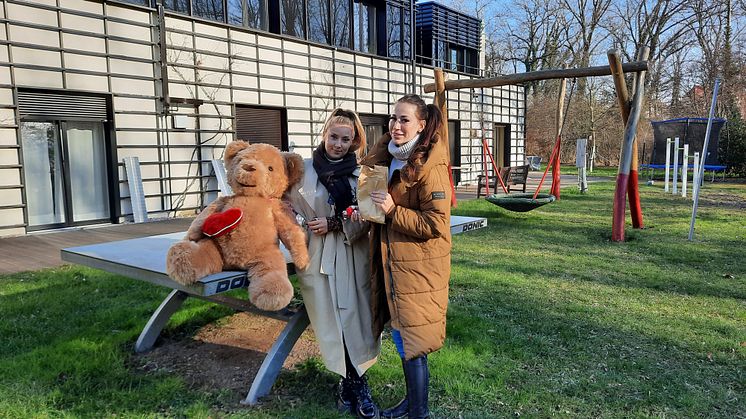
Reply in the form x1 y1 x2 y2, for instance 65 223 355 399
166 142 309 311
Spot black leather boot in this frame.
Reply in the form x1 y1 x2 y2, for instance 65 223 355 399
381 356 430 419
405 356 429 419
380 397 408 419
337 377 356 415
350 374 379 419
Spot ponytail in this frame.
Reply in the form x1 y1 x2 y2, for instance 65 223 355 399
395 95 444 181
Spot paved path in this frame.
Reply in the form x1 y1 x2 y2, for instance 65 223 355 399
455 171 609 200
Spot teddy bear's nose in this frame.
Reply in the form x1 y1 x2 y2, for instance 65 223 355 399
242 162 256 172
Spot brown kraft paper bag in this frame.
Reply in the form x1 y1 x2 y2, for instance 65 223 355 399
357 165 388 224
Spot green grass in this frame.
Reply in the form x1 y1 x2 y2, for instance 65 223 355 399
1 180 745 418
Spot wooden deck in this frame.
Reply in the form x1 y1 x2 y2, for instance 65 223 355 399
0 217 193 275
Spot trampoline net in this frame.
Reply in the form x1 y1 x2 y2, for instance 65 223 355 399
650 117 725 165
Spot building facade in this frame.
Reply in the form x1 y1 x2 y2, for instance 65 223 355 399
0 0 525 237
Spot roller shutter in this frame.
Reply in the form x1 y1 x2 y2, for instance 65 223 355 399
235 106 287 150
17 90 108 121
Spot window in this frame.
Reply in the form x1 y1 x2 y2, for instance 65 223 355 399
120 0 151 6
163 0 189 14
402 6 410 59
309 0 331 44
434 40 446 68
227 0 243 25
332 0 351 48
449 47 459 71
228 0 267 28
359 114 388 153
353 0 376 53
386 3 410 59
193 0 225 21
281 0 306 38
387 5 401 58
247 0 267 28
444 45 478 74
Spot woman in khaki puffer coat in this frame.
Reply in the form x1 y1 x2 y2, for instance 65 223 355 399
364 94 451 419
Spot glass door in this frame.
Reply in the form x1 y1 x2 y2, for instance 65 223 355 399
64 121 110 223
21 122 66 227
21 120 111 230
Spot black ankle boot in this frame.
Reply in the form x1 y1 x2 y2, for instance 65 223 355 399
404 356 429 419
337 377 356 414
350 374 379 419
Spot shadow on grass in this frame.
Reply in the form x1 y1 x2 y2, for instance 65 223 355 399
0 266 248 416
433 276 745 418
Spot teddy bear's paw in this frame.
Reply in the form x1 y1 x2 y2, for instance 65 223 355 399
293 252 310 271
166 241 202 284
248 272 294 311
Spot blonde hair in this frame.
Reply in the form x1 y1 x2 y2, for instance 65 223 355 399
321 108 367 159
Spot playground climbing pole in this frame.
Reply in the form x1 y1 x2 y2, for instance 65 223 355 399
608 48 648 235
551 78 567 200
609 47 649 241
432 69 458 208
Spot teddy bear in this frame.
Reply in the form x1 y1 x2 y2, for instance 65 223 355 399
166 141 310 311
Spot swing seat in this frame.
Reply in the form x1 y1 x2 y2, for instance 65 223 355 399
485 193 556 212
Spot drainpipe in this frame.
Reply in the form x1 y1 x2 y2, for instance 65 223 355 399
411 0 417 93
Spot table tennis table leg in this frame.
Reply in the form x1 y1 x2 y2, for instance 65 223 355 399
135 289 189 353
242 306 310 405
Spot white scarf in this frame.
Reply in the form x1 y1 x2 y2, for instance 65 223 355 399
388 135 420 160
388 135 420 182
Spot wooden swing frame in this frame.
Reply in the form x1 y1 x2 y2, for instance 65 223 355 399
430 48 649 241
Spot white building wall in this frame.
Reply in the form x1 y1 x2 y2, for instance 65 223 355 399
0 0 524 237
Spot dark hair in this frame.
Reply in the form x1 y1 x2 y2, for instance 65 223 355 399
395 94 443 181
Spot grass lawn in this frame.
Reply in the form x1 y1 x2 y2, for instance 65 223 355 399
1 179 744 418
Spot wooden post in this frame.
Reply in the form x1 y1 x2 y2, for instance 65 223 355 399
612 47 649 242
551 78 567 199
423 61 649 93
433 68 457 207
608 49 644 230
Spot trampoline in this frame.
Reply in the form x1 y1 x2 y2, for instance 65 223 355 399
485 193 556 212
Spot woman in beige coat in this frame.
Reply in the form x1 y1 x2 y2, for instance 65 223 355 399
364 94 451 419
287 108 380 418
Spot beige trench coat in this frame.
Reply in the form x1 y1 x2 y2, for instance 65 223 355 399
287 159 381 377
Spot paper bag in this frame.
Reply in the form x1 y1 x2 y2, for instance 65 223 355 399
357 165 388 224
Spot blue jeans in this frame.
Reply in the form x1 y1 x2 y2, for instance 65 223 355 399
391 328 406 359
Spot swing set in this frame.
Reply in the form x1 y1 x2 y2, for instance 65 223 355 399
428 47 650 241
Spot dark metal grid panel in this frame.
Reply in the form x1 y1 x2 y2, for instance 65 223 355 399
415 2 480 50
17 91 109 120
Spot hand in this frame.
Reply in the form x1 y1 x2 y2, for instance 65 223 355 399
346 206 362 222
370 191 395 215
307 217 328 236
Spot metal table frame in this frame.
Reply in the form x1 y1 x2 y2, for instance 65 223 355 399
61 215 487 405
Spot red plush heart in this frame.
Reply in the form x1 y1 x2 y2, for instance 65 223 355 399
202 208 243 237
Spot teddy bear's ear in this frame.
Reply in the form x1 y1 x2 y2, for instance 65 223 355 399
282 152 304 188
225 140 250 165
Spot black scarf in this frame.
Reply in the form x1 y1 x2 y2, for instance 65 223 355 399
312 142 357 215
